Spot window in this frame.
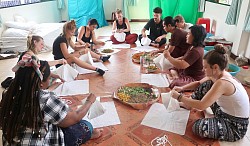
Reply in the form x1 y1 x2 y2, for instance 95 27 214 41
0 0 41 8
207 0 232 6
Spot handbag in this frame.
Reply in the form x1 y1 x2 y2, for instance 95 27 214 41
1 77 13 89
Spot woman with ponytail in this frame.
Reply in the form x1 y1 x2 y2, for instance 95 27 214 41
0 59 103 145
170 44 249 142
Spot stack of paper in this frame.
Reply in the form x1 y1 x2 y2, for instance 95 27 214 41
141 74 169 87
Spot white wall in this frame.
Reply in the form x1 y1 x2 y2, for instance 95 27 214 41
204 1 250 59
0 1 61 35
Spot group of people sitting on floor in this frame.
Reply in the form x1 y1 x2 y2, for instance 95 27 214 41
0 6 249 146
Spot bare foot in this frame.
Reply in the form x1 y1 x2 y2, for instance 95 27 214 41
91 128 103 139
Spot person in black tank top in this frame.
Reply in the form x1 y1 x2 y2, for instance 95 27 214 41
53 20 110 76
110 9 138 44
77 19 105 50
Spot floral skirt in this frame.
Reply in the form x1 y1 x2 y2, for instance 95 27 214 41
62 120 93 146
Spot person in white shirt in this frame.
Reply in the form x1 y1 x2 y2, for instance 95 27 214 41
171 44 249 142
174 15 193 32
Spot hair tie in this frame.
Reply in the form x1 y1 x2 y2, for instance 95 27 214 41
12 54 43 81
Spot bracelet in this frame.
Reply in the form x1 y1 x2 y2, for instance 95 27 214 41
177 93 183 102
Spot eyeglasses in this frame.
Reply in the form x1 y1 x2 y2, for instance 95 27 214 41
151 135 172 146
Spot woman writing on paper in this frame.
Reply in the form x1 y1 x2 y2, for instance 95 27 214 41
110 9 138 44
171 44 249 142
77 19 107 49
164 25 206 88
53 20 110 76
0 60 103 145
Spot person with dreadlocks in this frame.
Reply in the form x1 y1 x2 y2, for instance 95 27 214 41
53 20 110 76
0 58 103 145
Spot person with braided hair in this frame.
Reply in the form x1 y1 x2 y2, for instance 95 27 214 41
170 44 249 141
0 59 103 145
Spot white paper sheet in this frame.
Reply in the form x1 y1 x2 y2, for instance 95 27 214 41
161 92 180 112
98 48 121 55
54 64 79 82
141 74 169 87
53 80 89 96
141 103 190 135
131 46 158 52
112 43 131 49
83 102 121 128
153 53 172 71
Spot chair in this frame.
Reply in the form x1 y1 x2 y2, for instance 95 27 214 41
197 18 210 33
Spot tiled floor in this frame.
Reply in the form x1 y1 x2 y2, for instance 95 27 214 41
0 22 250 145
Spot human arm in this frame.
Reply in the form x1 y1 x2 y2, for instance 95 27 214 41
173 77 210 92
112 21 117 33
48 59 67 67
58 93 96 127
171 79 226 110
163 50 190 69
141 28 147 38
155 34 167 42
91 31 105 46
77 26 87 46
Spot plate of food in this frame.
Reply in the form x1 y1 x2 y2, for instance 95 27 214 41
132 52 146 63
101 48 114 53
147 65 158 73
114 83 160 109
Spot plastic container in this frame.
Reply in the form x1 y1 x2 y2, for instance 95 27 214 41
228 64 240 76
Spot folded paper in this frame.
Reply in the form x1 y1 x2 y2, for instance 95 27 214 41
161 92 180 112
114 32 126 42
141 37 151 46
153 53 172 71
54 64 79 82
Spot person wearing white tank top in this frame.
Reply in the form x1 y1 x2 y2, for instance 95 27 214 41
170 44 249 142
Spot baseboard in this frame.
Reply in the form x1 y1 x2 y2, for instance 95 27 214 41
106 19 149 22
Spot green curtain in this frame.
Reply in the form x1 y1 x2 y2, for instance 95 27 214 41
123 0 137 21
225 0 243 25
148 0 203 24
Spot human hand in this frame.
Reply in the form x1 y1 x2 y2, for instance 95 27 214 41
173 86 183 92
142 33 147 38
48 82 63 91
85 43 91 48
170 90 181 100
155 36 161 42
60 58 67 65
149 50 159 56
100 41 105 46
163 50 171 59
86 93 97 104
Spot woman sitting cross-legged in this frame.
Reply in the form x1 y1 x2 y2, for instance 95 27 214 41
53 20 110 76
171 44 249 142
77 18 107 50
0 60 103 145
164 25 206 88
110 9 138 44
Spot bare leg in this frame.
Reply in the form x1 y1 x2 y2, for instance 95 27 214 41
67 56 96 71
85 48 101 60
91 128 103 139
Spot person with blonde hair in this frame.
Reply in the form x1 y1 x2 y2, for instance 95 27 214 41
53 20 109 76
174 15 193 32
171 44 249 142
110 9 138 44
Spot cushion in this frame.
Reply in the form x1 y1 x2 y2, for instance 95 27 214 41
4 21 36 31
1 28 30 37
